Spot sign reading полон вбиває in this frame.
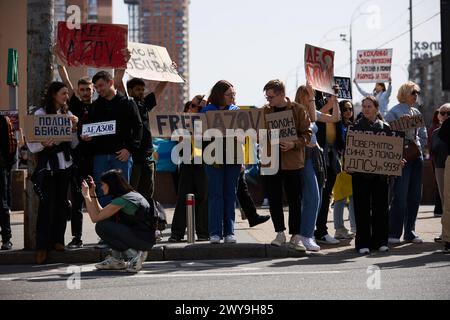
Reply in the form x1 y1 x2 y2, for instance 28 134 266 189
265 110 297 142
24 114 73 142
82 121 116 137
343 127 404 176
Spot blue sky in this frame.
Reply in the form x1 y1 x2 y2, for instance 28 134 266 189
113 0 441 108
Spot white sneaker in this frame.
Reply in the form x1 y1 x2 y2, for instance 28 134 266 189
359 248 370 254
407 236 423 244
224 235 237 244
334 228 354 239
271 232 286 247
316 234 340 245
261 198 270 209
126 250 147 273
141 251 148 262
95 256 126 270
378 246 389 252
210 235 221 244
288 235 306 252
388 237 401 244
300 236 320 252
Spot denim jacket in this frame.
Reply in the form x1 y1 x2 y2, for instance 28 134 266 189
384 103 428 153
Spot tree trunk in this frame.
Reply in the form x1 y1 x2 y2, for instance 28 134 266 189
25 0 54 250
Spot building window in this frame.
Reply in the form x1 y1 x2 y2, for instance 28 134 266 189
87 0 98 22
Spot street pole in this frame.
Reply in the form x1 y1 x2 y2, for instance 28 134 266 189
409 0 413 79
25 0 54 250
350 24 353 82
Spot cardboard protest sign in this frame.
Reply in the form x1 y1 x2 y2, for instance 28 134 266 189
0 111 19 131
126 42 184 83
355 49 393 83
205 109 265 135
388 115 425 131
305 44 335 94
343 127 404 176
82 121 116 137
24 115 73 142
265 110 297 142
334 77 352 100
149 112 207 138
56 22 128 68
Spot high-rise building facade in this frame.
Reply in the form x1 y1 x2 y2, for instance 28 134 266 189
140 0 189 111
409 54 450 126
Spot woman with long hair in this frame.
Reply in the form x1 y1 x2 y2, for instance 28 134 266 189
294 81 338 251
27 81 78 264
354 77 392 117
201 80 241 244
332 100 356 240
431 103 450 243
82 169 155 272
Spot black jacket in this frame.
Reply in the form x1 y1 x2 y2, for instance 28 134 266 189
87 92 143 155
438 118 450 156
349 116 391 181
133 93 157 162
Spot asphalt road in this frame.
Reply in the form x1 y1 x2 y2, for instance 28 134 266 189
1 250 449 300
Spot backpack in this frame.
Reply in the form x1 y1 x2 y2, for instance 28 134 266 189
120 192 167 232
0 115 18 167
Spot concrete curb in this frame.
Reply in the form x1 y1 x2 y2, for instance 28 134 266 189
0 243 310 265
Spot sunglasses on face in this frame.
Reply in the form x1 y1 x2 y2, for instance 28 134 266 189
440 111 450 116
411 90 421 96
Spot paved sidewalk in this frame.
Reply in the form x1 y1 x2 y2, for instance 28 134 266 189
0 205 445 264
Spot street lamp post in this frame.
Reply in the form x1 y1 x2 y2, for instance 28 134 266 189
348 2 372 82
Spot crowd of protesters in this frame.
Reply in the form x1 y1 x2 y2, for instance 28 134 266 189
0 51 449 273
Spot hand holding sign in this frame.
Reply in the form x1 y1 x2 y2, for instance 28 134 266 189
69 115 78 132
42 138 55 148
280 141 295 152
306 81 314 98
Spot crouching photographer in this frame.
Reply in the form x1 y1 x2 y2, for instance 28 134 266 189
81 169 155 273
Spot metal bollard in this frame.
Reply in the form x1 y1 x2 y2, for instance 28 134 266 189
186 194 195 243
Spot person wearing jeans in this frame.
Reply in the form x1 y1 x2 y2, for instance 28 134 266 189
81 71 143 208
93 154 133 206
385 81 427 244
333 196 356 238
201 80 241 244
295 82 339 251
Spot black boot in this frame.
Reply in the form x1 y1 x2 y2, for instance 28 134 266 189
248 214 270 227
